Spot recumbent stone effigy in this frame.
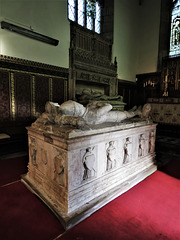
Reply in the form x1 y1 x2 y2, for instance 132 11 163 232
21 100 157 229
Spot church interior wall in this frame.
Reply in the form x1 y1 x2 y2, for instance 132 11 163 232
113 0 161 81
113 0 140 81
0 1 179 204
0 0 162 82
0 0 177 158
137 0 161 75
0 0 69 68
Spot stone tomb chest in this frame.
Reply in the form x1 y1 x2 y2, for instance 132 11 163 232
21 120 157 229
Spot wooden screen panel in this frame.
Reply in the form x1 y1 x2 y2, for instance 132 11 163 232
0 70 10 120
15 72 31 120
35 75 49 114
52 77 66 104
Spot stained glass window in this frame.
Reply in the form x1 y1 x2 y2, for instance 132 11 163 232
169 0 180 56
78 0 84 26
68 0 101 34
68 0 76 21
95 1 101 34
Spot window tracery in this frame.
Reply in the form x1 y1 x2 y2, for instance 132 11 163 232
68 0 101 34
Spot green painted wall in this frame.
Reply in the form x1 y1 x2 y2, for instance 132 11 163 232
137 0 161 75
113 0 161 81
0 0 162 81
0 0 70 68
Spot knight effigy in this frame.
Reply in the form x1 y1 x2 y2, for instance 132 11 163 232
21 100 157 230
33 100 152 130
76 89 126 110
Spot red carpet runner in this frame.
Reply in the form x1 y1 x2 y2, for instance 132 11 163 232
0 156 180 240
59 171 180 240
0 155 28 186
0 182 64 240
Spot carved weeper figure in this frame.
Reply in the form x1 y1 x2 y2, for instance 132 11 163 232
106 141 116 170
123 137 131 164
138 134 145 157
149 131 155 153
34 100 152 129
82 147 96 180
29 138 37 166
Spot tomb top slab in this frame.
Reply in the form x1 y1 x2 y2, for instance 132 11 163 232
29 118 155 139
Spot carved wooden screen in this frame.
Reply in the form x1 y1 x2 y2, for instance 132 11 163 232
161 56 180 97
69 22 117 100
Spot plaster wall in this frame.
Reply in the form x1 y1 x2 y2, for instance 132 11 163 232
0 0 69 68
137 0 161 75
113 0 140 81
113 0 161 81
0 0 162 81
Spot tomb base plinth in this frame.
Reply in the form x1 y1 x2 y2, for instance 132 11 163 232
21 119 157 230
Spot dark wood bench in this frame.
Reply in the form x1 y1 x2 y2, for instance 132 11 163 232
0 120 32 156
